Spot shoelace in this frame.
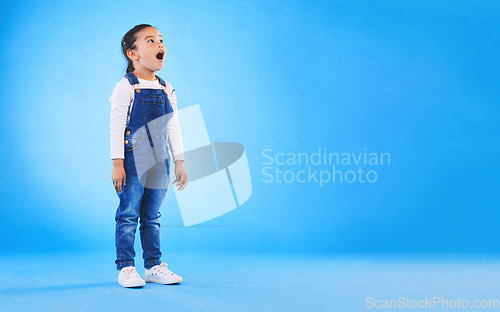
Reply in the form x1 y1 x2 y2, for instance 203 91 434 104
123 267 139 279
156 263 175 276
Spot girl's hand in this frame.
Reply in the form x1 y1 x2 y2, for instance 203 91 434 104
112 161 126 193
172 161 188 191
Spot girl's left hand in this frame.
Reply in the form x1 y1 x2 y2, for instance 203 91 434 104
172 161 188 191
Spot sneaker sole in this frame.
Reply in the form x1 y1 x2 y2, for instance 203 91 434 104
119 281 146 288
144 276 182 284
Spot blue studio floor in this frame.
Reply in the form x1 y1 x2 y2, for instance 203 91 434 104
2 250 500 311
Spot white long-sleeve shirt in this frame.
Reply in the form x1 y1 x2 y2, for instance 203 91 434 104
109 76 185 162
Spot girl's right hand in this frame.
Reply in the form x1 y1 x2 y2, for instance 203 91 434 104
112 165 127 193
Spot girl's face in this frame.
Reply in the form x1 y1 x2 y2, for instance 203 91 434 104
128 27 166 74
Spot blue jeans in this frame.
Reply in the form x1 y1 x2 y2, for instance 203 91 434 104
114 150 170 270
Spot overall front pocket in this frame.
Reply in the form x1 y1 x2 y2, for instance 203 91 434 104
142 95 166 123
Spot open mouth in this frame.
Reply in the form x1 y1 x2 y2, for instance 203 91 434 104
156 51 165 61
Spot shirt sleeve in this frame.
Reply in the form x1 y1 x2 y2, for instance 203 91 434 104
166 82 186 163
109 78 133 160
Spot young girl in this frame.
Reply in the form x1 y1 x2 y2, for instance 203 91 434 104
109 24 188 288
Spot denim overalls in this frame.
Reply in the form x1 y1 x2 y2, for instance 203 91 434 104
114 72 174 270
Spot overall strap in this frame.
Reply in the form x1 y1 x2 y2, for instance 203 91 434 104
155 75 168 94
124 72 141 93
155 74 166 87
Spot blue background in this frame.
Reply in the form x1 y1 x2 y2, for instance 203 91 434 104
1 0 499 257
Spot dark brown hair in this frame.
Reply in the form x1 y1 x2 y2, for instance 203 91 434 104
121 24 155 73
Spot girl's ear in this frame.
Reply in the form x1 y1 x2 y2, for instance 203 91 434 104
127 49 136 60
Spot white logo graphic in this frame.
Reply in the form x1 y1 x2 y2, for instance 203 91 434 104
174 105 252 227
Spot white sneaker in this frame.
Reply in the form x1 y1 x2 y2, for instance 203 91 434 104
118 266 146 288
144 262 183 284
